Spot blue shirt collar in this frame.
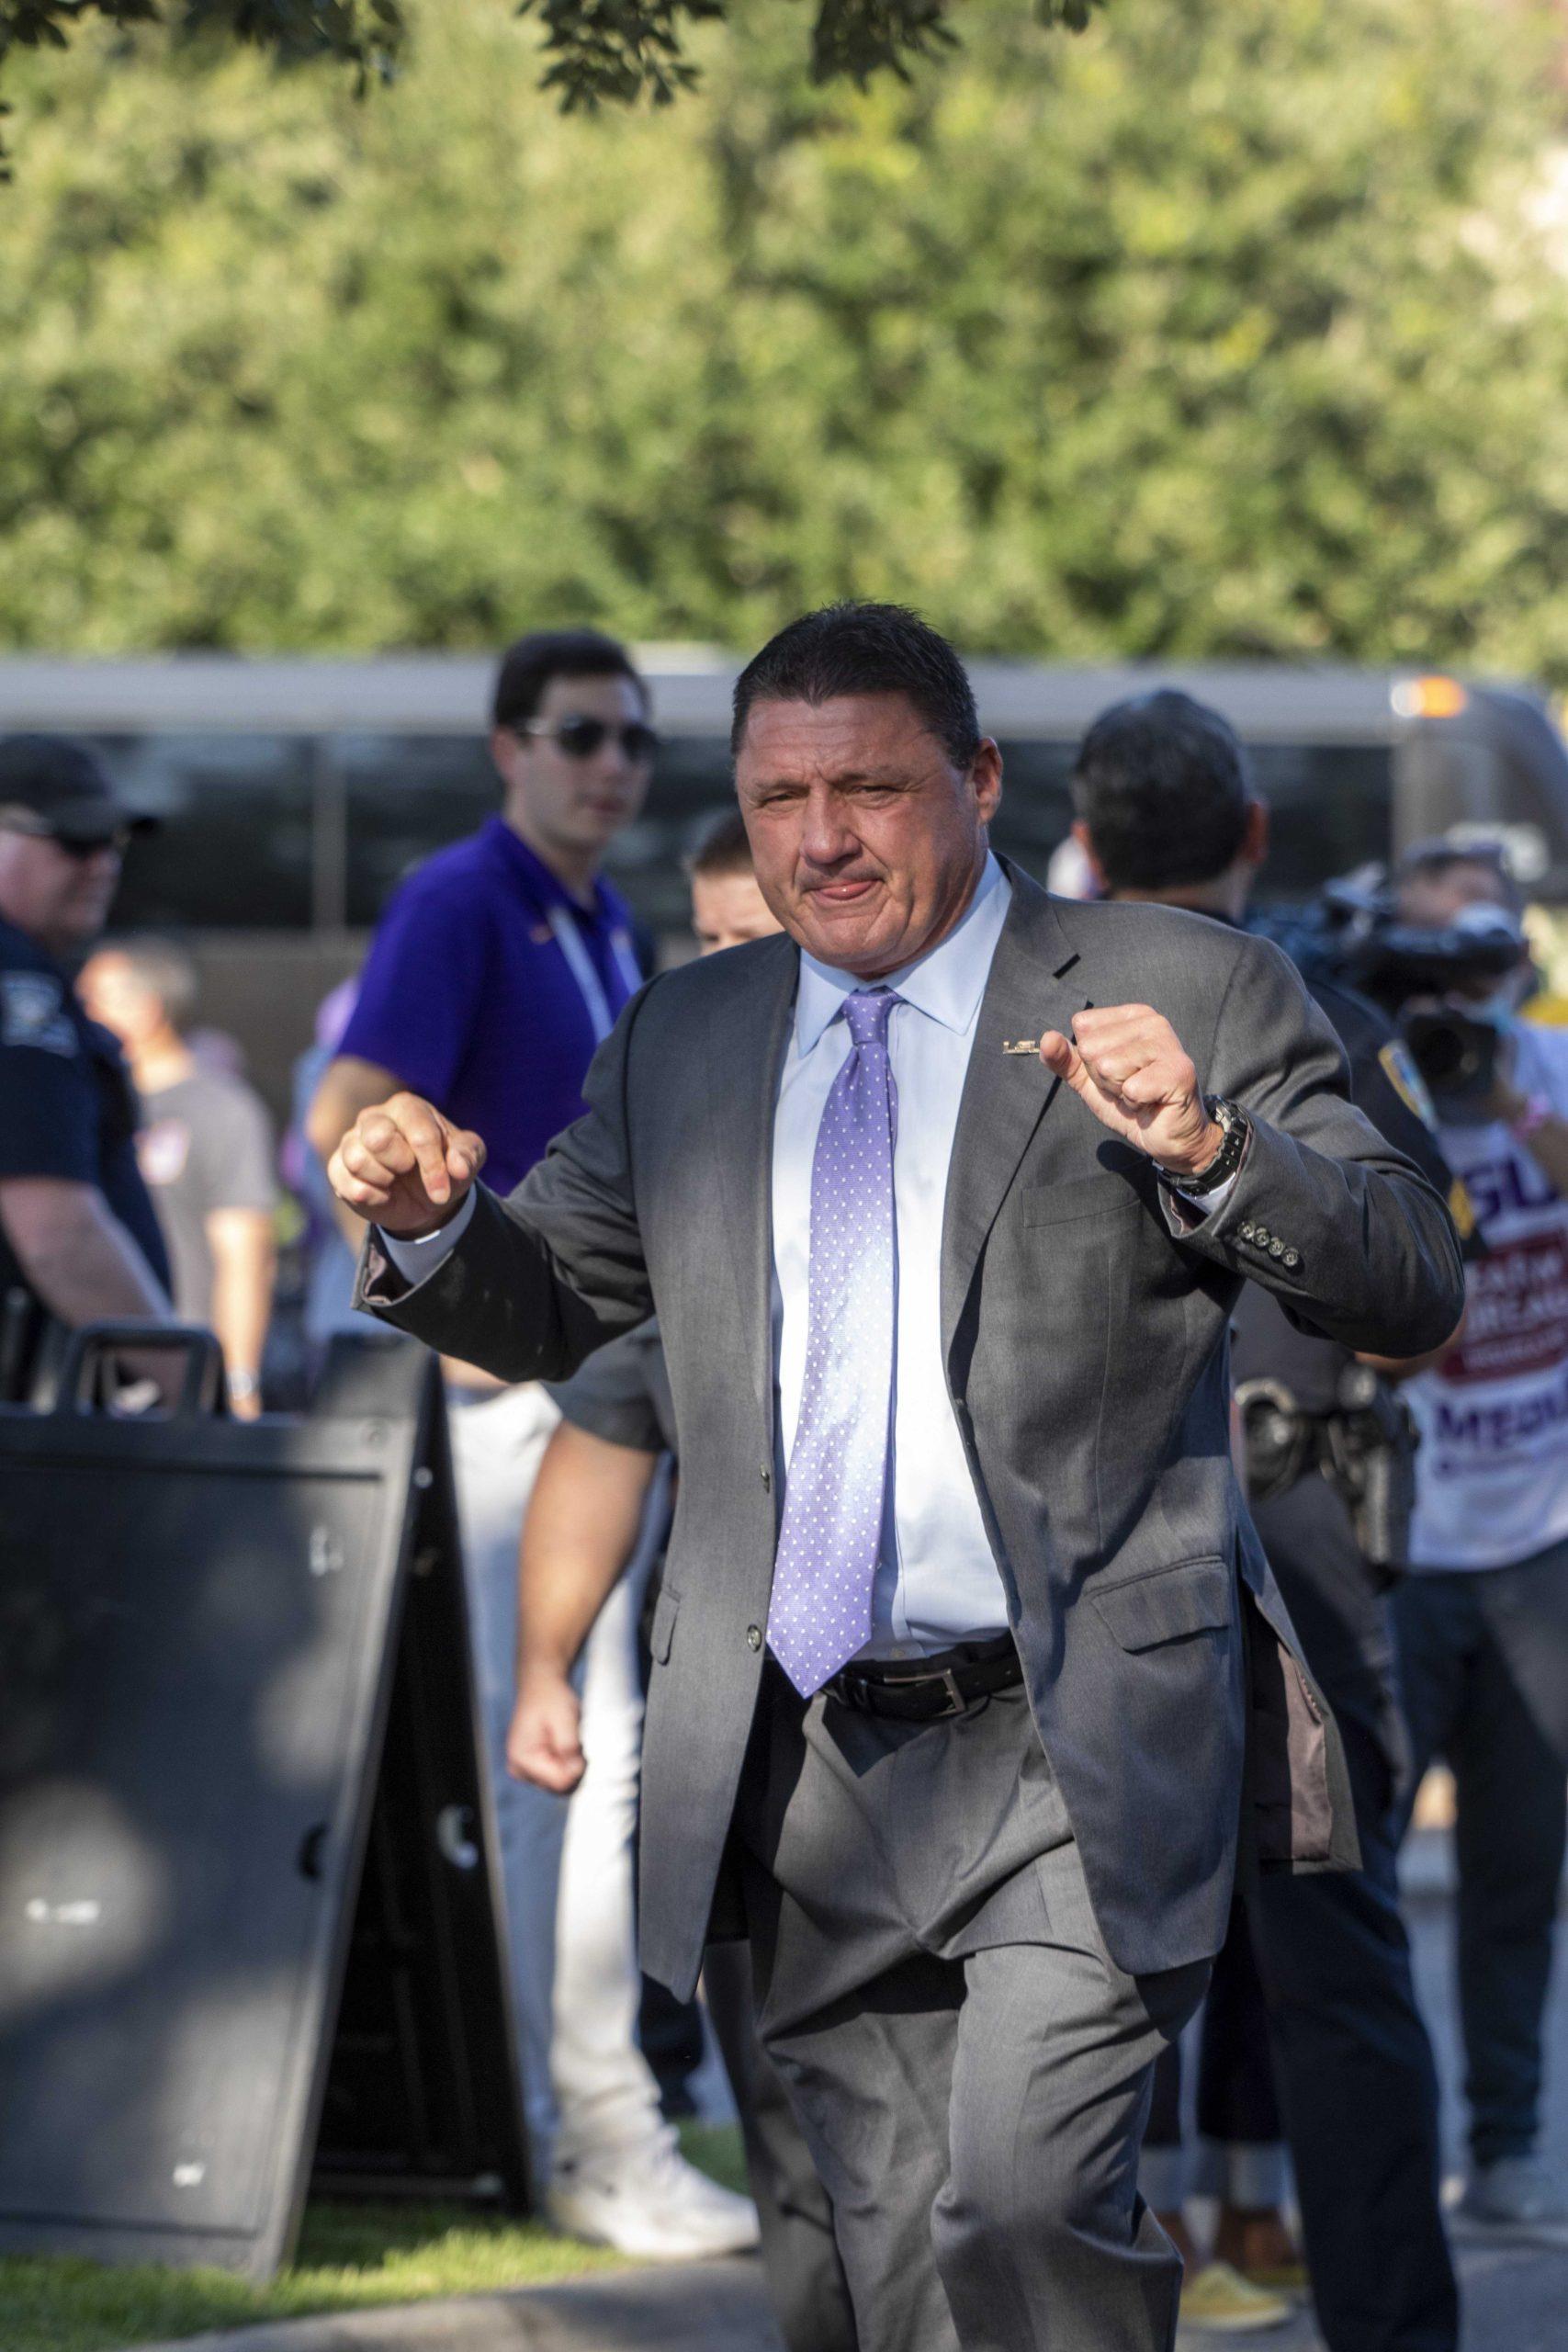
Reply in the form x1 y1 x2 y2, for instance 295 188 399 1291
795 852 1010 1056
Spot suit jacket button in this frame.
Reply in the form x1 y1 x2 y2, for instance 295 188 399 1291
1283 1247 1301 1270
1269 1237 1285 1259
760 1464 772 1490
1240 1223 1256 1242
747 1625 762 1652
1254 1225 1271 1247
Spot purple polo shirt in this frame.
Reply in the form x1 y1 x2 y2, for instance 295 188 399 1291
339 817 644 1195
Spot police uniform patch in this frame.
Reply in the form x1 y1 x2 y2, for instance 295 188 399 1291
1377 1037 1438 1132
1 972 77 1057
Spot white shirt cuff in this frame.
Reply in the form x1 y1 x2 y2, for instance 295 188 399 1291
1173 1170 1237 1217
378 1186 477 1282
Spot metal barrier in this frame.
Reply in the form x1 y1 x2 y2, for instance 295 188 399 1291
0 1328 527 2278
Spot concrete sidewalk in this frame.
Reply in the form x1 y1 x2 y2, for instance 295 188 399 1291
129 2231 1568 2352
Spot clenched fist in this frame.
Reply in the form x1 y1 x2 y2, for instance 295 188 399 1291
327 1091 488 1237
1040 1005 1224 1178
507 1664 587 1794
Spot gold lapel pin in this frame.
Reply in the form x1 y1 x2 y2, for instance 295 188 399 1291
1002 1038 1040 1056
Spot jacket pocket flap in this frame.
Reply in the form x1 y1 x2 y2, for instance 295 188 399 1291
649 1584 681 1665
1021 1173 1146 1227
1089 1557 1233 1652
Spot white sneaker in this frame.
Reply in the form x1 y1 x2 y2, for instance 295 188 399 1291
546 2131 761 2260
1453 2154 1568 2247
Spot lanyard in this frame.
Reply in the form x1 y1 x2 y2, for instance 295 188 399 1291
547 902 643 1046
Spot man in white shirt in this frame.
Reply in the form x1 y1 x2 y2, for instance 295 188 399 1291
1393 840 1568 2243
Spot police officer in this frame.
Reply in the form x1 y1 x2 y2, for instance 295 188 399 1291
0 735 171 1400
1071 692 1461 2352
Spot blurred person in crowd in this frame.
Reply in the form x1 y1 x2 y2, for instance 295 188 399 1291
284 977 364 1355
508 813 828 2297
1073 690 1461 2351
0 735 172 1402
331 604 1462 2352
80 939 276 1418
1390 840 1568 2243
307 630 750 2256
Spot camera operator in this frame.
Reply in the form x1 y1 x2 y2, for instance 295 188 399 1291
1072 692 1460 2352
1387 838 1568 2244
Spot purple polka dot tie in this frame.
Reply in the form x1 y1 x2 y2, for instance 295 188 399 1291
768 988 899 1697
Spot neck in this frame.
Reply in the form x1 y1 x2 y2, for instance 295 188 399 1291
502 806 599 907
1110 875 1248 924
130 1029 196 1091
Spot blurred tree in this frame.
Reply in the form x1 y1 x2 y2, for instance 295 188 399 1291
0 0 1103 144
2 0 1567 676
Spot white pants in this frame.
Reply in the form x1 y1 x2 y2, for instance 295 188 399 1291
448 1381 669 2183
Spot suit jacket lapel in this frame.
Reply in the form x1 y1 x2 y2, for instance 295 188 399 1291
941 868 1089 1360
704 933 798 1424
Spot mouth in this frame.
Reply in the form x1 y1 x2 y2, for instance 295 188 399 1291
806 876 881 909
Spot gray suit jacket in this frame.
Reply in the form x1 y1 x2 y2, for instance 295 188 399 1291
358 871 1463 1999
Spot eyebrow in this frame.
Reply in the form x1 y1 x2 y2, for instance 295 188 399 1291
748 769 914 791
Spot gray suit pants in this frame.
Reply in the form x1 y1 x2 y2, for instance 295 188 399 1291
733 1664 1210 2352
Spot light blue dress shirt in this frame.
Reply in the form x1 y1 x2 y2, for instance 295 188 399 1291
773 852 1013 1658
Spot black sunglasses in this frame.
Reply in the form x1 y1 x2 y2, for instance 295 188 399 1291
0 818 130 859
518 717 660 763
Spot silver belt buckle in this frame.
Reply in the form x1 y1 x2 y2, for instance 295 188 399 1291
874 1661 970 1716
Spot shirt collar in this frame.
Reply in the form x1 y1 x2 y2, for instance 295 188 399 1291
795 852 1011 1057
481 815 619 932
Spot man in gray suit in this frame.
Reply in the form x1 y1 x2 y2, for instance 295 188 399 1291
329 605 1463 2352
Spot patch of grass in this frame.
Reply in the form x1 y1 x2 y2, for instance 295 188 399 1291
0 2126 748 2352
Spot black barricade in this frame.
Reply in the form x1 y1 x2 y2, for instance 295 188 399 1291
0 1327 528 2278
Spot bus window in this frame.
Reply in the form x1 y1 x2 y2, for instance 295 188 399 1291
340 734 499 927
96 734 315 932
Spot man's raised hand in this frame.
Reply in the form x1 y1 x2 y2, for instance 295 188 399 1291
327 1091 487 1236
1039 1005 1224 1180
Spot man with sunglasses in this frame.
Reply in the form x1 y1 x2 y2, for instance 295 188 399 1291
309 630 758 2260
0 734 171 1401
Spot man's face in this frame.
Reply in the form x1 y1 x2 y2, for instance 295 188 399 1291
735 695 1001 979
491 672 653 869
78 950 164 1047
690 867 784 956
0 830 123 957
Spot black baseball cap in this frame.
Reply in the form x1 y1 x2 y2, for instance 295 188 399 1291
0 735 155 845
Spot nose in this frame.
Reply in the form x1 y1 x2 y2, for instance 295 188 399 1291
799 790 860 871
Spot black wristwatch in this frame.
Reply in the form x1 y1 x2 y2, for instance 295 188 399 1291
1154 1096 1249 1198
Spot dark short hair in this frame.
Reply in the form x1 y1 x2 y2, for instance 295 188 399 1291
685 808 755 881
730 602 982 767
491 629 647 731
1072 691 1253 890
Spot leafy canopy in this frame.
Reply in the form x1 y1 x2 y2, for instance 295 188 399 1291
3 0 1568 680
0 0 1104 130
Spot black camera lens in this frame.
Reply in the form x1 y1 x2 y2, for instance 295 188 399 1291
1401 1008 1498 1101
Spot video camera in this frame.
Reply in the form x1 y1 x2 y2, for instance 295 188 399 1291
1256 866 1529 1104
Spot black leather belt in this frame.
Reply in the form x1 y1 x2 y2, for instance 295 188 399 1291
826 1635 1023 1722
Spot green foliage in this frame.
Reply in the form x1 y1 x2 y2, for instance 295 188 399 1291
0 0 1107 138
2 0 1567 677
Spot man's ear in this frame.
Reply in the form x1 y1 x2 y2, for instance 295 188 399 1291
490 725 524 792
1071 818 1111 895
969 737 1004 825
1242 797 1270 871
